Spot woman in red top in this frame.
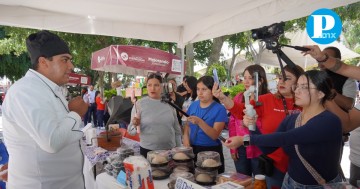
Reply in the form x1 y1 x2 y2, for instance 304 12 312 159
95 91 106 128
213 65 304 188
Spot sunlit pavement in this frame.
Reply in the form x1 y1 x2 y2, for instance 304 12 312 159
342 142 350 179
0 111 351 179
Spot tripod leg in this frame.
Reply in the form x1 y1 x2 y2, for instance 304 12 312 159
275 51 287 81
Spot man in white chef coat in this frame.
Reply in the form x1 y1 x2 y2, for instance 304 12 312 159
2 30 88 189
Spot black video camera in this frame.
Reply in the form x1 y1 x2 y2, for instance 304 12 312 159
251 22 285 40
161 82 175 102
251 22 285 51
160 81 190 117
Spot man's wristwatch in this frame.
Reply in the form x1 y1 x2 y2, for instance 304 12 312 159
243 135 250 147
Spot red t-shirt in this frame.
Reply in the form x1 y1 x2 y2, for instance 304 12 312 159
96 96 105 110
229 93 301 173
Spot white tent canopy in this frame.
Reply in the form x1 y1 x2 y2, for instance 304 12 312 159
0 0 358 47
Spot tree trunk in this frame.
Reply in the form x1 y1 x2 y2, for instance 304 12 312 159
206 36 226 73
168 44 174 54
98 71 105 94
111 73 117 83
229 46 241 78
185 43 194 76
247 36 265 65
256 42 266 64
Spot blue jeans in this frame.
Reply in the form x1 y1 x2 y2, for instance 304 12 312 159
0 141 8 189
85 103 97 125
96 110 104 127
281 173 342 189
350 163 360 187
266 167 285 189
234 146 260 176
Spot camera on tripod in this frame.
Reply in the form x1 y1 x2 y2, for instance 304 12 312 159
250 22 308 81
160 80 190 117
161 82 174 102
251 22 284 40
251 22 285 50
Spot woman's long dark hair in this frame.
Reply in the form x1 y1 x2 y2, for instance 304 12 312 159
185 76 198 101
275 64 305 99
242 64 269 101
303 70 335 106
147 73 163 83
95 91 100 98
197 76 220 103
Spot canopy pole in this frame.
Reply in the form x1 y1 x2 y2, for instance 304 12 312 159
181 47 185 79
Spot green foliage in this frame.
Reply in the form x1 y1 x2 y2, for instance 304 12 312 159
0 53 31 82
130 39 176 53
142 88 147 96
194 72 202 79
205 63 227 81
334 2 360 64
193 40 212 64
0 27 36 56
221 83 245 98
227 32 249 50
341 2 360 58
104 87 148 101
335 1 360 21
0 29 5 39
104 89 117 100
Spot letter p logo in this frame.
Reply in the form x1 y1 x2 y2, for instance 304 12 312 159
306 8 342 44
311 15 335 38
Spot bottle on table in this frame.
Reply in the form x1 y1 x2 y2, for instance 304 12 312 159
253 174 266 189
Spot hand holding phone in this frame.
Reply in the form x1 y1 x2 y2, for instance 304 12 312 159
213 69 220 86
218 136 227 142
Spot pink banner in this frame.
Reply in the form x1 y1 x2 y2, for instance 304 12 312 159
68 73 91 86
91 45 184 76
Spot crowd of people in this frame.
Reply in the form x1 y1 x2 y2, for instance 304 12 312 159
81 85 109 128
0 29 360 189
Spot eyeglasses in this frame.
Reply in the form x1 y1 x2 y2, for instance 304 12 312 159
291 85 317 92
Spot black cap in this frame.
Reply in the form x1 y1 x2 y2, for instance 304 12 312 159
26 30 70 65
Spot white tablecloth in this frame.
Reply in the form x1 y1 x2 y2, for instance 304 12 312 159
96 172 169 189
82 137 142 189
83 156 96 189
82 139 111 189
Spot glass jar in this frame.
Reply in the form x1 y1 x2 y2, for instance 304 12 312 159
254 174 266 189
168 172 194 189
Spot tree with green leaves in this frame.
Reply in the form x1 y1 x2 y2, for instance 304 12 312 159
205 63 227 82
227 32 250 77
0 52 31 82
0 27 35 82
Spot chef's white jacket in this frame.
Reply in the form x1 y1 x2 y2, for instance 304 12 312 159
2 69 85 189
